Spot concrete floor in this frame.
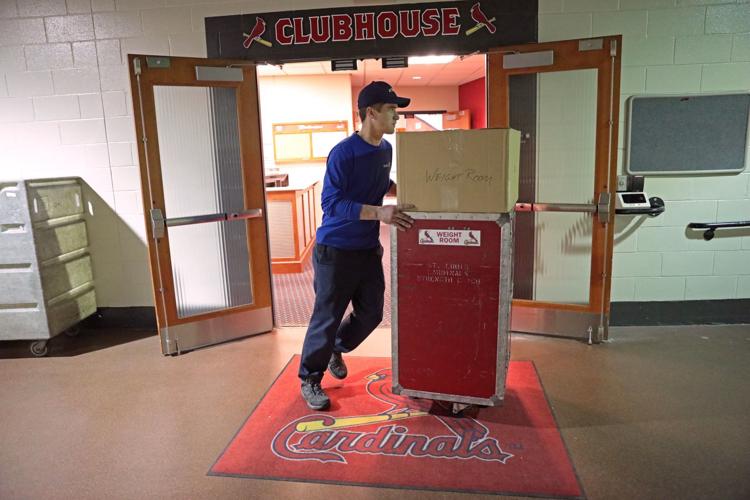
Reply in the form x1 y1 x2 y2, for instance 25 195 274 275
0 324 748 500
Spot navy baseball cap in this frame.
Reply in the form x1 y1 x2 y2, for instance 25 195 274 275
357 81 410 109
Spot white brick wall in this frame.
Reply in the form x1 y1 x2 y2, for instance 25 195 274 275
0 0 748 307
542 0 750 302
661 251 714 276
734 34 750 61
634 276 686 301
25 43 73 70
6 70 53 96
79 92 103 117
674 35 732 64
45 14 95 42
0 96 33 121
685 276 737 300
33 94 79 120
18 0 66 18
60 118 106 144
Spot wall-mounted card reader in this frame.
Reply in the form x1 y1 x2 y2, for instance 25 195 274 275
615 175 665 217
616 192 651 210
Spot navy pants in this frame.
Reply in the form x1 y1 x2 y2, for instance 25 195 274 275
298 243 385 382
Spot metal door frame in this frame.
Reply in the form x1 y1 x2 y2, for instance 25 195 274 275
487 36 622 343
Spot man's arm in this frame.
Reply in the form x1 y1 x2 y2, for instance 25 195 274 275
360 203 414 231
361 181 413 230
321 148 363 220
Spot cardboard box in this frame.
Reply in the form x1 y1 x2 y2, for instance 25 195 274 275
396 128 520 213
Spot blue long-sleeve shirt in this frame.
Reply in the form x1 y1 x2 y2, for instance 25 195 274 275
316 133 394 250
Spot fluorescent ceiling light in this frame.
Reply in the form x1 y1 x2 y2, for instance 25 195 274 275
409 55 456 65
331 59 357 71
411 76 422 80
382 56 408 69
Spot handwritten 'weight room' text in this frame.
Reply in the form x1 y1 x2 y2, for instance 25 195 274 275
425 168 494 185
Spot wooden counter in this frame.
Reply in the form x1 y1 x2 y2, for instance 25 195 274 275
266 181 320 273
264 173 288 187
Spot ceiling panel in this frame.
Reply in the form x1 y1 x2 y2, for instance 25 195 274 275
256 64 285 76
281 61 328 75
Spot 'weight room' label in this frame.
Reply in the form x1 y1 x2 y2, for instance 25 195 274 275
418 229 481 246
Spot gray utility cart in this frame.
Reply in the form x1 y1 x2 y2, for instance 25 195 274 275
0 178 97 356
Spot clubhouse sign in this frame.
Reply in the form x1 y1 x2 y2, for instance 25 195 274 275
205 0 537 62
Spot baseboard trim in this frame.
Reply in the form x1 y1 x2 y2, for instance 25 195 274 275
87 301 750 330
83 307 157 330
611 299 750 326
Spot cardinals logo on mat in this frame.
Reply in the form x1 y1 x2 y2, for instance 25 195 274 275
271 369 514 464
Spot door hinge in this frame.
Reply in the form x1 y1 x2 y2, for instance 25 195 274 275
150 208 165 239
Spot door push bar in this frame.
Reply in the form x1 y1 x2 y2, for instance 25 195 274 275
149 208 263 239
515 192 611 224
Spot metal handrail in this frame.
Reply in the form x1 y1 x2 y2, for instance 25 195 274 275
687 220 750 241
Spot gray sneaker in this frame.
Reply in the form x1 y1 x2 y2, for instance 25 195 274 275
301 378 330 410
328 351 348 380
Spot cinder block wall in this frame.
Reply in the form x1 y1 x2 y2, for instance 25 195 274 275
539 0 750 302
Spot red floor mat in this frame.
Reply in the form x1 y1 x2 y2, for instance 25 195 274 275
210 356 583 498
272 225 392 327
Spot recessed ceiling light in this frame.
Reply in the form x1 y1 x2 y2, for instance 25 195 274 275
409 55 456 65
412 76 422 80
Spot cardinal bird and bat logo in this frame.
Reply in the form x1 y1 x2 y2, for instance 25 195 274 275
243 16 272 48
270 368 514 464
465 2 496 36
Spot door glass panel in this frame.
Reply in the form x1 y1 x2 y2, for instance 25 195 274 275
510 69 597 304
526 210 593 304
153 85 253 318
168 219 253 318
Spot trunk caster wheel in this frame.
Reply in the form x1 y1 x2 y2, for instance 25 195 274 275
30 340 49 357
452 403 471 415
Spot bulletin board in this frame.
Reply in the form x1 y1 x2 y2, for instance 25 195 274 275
272 121 348 163
625 93 750 175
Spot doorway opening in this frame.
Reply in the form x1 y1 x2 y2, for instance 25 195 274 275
256 54 487 326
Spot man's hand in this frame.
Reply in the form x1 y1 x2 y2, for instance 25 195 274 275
377 204 415 231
